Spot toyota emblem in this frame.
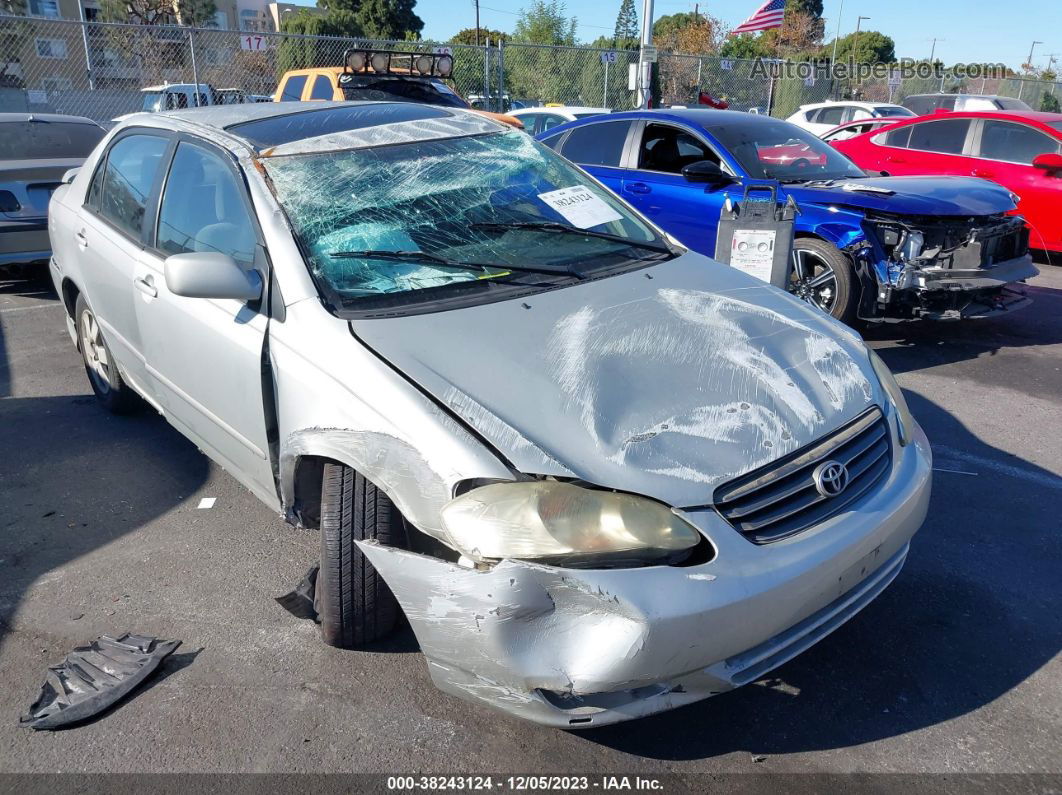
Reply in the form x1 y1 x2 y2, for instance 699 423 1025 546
813 461 849 497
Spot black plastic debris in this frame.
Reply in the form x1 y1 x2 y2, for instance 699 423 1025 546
275 564 320 623
19 633 180 730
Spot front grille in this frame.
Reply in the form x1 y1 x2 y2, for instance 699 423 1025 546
713 408 891 544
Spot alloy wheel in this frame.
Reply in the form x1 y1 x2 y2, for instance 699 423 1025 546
790 247 838 314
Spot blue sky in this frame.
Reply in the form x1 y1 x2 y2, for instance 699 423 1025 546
395 0 1057 72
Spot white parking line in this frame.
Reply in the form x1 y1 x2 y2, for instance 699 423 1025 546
0 303 62 314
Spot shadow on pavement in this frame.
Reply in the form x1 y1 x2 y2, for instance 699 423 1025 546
578 391 1061 759
0 272 60 398
862 280 1062 379
0 395 210 650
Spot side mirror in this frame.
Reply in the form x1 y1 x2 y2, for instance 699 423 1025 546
1032 153 1062 174
681 159 731 184
61 168 79 185
164 252 262 302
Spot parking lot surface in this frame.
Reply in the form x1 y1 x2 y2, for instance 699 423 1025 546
0 267 1060 775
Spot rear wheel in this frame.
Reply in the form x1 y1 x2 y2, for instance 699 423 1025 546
75 294 138 414
317 463 404 648
790 238 858 324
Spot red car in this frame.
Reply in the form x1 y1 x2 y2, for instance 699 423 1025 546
833 110 1062 254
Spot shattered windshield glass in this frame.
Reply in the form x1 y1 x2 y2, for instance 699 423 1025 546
263 130 668 307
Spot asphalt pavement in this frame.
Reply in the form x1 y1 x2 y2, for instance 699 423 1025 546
0 266 1060 777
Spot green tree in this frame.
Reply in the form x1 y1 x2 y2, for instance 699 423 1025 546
278 9 363 73
352 0 423 40
613 0 638 49
450 27 507 45
1041 92 1061 113
176 0 217 27
786 0 824 39
100 0 178 24
653 12 698 42
512 0 577 46
720 34 773 60
827 30 894 64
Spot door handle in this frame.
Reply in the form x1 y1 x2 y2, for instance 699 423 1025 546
133 275 157 298
75 229 88 248
625 182 651 194
885 155 906 163
971 169 994 178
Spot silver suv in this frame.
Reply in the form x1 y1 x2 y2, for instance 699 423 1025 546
47 101 932 728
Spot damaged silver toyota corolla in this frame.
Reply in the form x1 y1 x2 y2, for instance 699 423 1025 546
48 101 931 728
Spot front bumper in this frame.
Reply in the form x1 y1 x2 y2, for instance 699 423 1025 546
359 418 932 728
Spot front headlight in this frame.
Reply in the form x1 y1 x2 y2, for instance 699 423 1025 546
439 481 702 565
868 348 914 447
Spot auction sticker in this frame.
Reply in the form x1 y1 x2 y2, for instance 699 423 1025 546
537 185 622 229
730 228 775 283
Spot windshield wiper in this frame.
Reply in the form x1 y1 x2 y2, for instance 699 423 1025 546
328 250 582 278
469 221 670 253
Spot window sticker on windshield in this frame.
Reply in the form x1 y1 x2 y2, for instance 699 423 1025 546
537 185 622 229
729 229 775 283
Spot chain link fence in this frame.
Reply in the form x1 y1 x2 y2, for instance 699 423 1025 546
2 14 1060 124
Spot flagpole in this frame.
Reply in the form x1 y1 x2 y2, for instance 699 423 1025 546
830 0 844 65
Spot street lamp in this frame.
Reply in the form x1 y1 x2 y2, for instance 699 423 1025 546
855 15 870 36
929 37 945 63
1026 40 1043 72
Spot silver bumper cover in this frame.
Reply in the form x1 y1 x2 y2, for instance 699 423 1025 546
360 421 932 728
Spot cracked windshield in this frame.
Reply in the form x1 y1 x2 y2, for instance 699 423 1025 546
263 130 669 304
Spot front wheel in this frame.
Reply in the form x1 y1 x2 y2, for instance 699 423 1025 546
317 463 405 649
789 238 859 324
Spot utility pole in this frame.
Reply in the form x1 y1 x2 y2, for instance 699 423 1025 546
1025 40 1042 72
830 0 845 64
637 0 655 108
474 0 481 47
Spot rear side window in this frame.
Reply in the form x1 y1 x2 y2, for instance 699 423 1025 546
157 142 256 265
97 134 169 239
907 119 971 154
881 125 913 148
979 121 1060 164
540 113 568 132
279 75 307 102
815 106 846 125
310 74 334 100
559 121 631 166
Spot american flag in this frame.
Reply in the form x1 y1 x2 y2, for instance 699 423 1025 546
731 0 786 35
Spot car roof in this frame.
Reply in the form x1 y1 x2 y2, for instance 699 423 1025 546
280 67 345 77
602 108 794 127
513 106 607 115
900 109 1062 128
117 100 505 154
801 100 900 110
0 112 99 125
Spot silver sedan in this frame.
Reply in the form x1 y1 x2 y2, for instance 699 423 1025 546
47 101 931 728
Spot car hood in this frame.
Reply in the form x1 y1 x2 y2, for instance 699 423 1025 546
786 175 1016 216
352 253 880 508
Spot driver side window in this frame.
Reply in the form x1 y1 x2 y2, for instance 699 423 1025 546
156 141 257 265
637 123 719 174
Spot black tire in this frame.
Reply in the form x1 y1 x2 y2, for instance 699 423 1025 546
317 463 404 648
790 237 859 324
74 294 138 414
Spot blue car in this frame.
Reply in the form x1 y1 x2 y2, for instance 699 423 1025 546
536 109 1038 322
